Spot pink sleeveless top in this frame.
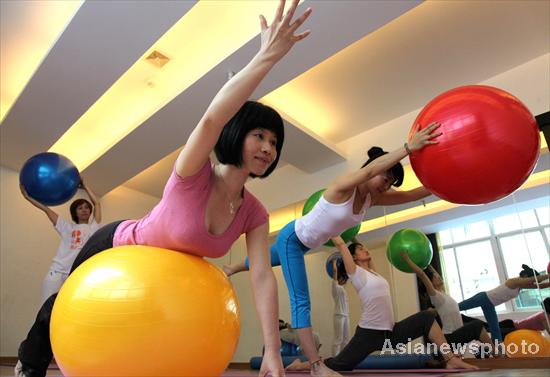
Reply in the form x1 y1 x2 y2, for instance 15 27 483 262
113 160 268 258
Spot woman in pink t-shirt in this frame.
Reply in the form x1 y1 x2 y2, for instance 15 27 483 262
15 2 311 377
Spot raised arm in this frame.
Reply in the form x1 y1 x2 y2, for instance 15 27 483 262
329 123 441 194
400 252 437 296
332 259 338 281
507 274 549 289
374 186 432 206
176 0 311 178
332 236 356 276
80 177 101 223
245 222 283 376
20 184 58 226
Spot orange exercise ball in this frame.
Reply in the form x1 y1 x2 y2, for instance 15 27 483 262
409 85 540 205
503 329 550 358
51 246 240 376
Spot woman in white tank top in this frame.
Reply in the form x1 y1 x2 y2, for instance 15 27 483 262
457 265 549 342
225 123 442 376
288 236 479 371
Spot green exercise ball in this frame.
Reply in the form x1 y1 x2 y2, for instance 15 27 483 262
302 189 361 247
386 228 433 273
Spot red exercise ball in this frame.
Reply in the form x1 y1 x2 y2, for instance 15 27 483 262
409 85 540 205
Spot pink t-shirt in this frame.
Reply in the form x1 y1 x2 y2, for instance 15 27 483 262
113 160 268 258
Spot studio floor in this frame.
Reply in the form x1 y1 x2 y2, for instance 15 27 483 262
1 367 549 377
1 360 549 377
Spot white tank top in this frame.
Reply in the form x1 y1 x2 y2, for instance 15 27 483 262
486 283 519 306
349 266 394 330
430 291 463 334
295 189 371 249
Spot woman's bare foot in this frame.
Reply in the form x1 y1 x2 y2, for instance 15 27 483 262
310 360 343 377
446 356 479 369
286 359 309 370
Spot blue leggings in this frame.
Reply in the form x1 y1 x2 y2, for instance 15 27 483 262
458 292 502 342
245 221 312 328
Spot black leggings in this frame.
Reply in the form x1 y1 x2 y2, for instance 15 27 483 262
444 319 485 345
324 310 436 371
18 221 123 376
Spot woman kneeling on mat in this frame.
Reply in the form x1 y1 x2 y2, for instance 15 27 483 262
15 2 311 376
401 254 504 355
224 124 442 376
288 237 478 371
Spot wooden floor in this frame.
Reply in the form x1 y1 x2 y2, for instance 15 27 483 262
1 358 548 376
0 366 550 377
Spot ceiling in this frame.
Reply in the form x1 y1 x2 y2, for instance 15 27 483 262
1 0 549 206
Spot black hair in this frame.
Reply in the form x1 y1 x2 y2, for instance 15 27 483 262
336 259 349 283
347 242 362 256
519 264 540 278
361 146 404 187
214 101 284 178
69 199 93 223
544 297 550 314
424 266 437 281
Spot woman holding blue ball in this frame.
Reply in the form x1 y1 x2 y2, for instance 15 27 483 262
20 178 101 304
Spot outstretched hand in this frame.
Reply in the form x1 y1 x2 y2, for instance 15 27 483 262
408 122 442 152
258 0 312 63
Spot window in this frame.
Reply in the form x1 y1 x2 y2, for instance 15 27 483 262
438 205 550 313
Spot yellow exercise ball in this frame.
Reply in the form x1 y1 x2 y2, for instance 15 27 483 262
503 329 550 358
51 246 240 376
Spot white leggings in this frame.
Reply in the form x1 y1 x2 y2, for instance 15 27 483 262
333 314 350 356
41 270 68 304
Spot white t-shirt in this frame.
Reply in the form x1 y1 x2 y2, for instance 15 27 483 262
349 265 394 330
430 291 463 334
486 283 520 306
50 217 100 273
332 280 349 316
295 189 371 249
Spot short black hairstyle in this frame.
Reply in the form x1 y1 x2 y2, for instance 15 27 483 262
214 101 284 178
69 199 93 223
361 146 404 187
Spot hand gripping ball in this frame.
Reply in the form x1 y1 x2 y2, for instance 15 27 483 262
409 85 540 205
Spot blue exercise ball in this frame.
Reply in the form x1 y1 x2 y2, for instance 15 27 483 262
19 152 80 206
326 251 343 278
280 341 300 357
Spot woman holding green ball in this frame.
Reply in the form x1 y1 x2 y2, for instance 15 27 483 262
401 254 499 354
386 228 433 273
224 123 439 375
286 236 478 372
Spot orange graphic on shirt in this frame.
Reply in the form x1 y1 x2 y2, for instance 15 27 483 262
70 230 82 250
